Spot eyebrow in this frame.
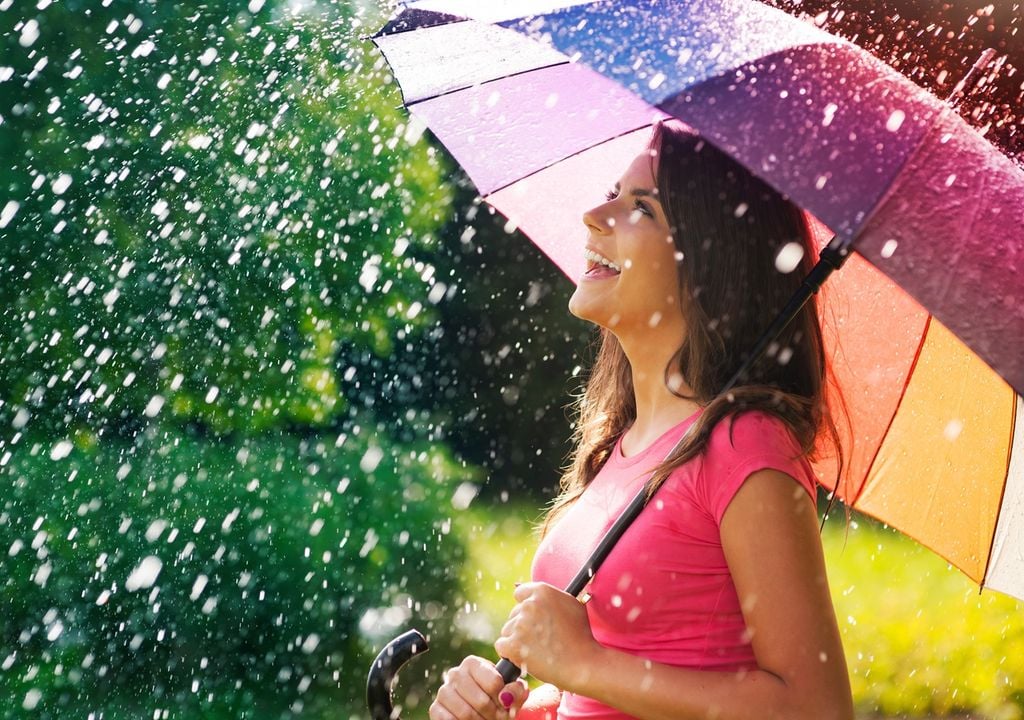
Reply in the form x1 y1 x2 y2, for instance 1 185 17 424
612 182 661 203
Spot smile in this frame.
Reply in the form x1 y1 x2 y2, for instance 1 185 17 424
584 247 622 274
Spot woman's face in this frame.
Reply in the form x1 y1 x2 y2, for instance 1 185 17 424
568 149 685 340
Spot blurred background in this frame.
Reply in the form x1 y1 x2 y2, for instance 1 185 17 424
0 0 1021 718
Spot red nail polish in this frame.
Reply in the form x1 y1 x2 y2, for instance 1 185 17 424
500 691 514 709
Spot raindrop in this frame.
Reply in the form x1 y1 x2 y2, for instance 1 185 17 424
23 689 41 711
132 39 156 58
46 621 64 642
774 242 804 273
451 482 479 510
190 574 208 601
144 395 165 417
198 48 219 66
360 446 383 473
19 19 40 47
52 174 72 195
0 200 18 228
145 519 167 542
301 634 320 653
50 440 73 460
648 72 666 90
126 555 163 591
822 103 838 127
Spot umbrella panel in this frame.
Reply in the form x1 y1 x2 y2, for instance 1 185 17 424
409 61 663 195
988 401 1024 597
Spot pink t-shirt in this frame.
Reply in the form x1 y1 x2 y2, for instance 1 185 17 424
531 408 818 720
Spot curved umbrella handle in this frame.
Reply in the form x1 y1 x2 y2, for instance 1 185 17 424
367 629 430 720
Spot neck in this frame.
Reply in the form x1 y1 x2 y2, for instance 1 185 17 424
615 324 703 443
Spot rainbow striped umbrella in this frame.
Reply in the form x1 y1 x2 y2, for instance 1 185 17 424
372 0 1024 600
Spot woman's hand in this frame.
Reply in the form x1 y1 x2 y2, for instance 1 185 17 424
494 582 602 691
429 655 529 720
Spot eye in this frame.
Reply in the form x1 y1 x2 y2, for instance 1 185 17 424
632 200 653 218
604 188 652 218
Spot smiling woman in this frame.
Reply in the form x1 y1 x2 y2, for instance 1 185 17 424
429 119 853 720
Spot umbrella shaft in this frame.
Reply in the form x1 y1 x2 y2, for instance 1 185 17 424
724 234 850 393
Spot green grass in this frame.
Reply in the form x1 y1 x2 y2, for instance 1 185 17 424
453 503 1024 719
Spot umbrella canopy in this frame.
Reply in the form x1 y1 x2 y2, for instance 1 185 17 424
371 0 1024 601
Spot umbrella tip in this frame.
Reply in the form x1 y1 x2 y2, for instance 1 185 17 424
945 48 1001 107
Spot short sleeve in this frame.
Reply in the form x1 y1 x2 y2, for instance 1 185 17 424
699 411 817 525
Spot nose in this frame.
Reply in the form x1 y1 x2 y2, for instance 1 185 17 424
582 202 613 236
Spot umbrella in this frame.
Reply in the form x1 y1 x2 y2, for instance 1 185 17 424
366 0 1024 715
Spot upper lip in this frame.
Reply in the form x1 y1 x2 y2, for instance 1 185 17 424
584 245 621 272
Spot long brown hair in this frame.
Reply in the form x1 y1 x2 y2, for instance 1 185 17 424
543 120 849 533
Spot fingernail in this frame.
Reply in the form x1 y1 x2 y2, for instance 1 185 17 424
500 691 514 709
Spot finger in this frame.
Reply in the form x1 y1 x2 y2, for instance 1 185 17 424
438 683 492 720
512 582 537 602
429 699 459 720
500 678 530 709
499 614 518 638
465 656 506 696
493 636 513 664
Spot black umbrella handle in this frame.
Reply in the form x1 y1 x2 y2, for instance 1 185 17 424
367 629 430 720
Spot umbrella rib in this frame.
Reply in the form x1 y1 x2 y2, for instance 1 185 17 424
402 60 572 109
479 121 664 198
853 314 932 507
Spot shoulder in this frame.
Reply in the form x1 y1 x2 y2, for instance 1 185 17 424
705 409 803 461
699 410 815 524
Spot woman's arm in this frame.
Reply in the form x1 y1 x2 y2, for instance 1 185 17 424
496 469 853 720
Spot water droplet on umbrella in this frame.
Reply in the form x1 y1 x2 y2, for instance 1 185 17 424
944 419 964 441
886 109 906 132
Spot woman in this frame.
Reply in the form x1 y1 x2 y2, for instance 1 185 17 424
429 120 854 720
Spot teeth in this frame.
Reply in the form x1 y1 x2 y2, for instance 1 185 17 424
584 248 621 272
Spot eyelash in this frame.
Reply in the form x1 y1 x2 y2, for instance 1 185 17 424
604 188 652 217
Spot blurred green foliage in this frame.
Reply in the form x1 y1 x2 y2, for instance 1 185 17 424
0 0 451 435
1 424 471 717
0 0 479 717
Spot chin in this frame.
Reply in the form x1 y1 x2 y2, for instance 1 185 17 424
568 288 613 329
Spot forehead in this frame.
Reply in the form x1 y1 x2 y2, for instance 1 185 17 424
618 150 657 189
